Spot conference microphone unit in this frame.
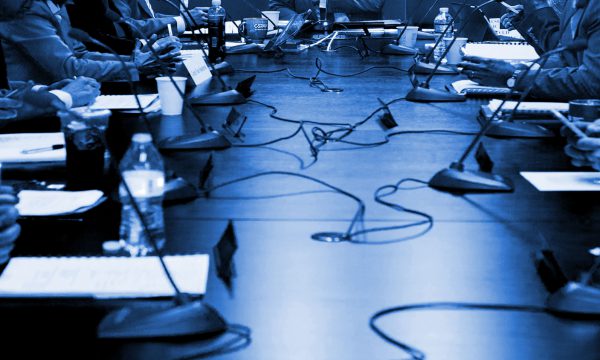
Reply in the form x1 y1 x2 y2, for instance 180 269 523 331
426 42 584 193
406 0 511 102
486 40 589 138
382 0 443 56
101 12 233 149
156 0 256 106
68 28 230 339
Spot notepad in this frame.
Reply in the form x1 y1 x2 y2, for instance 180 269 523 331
521 172 600 191
0 255 209 298
462 42 539 62
90 94 159 111
16 190 105 216
0 133 65 163
487 99 570 115
450 80 511 97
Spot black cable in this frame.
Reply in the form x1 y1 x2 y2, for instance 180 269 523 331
175 324 252 360
314 59 409 77
370 302 549 360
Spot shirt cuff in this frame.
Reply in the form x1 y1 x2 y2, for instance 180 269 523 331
175 16 186 33
49 89 73 109
32 85 48 91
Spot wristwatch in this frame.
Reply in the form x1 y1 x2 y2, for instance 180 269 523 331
506 69 523 88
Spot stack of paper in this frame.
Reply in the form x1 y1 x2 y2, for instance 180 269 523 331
487 100 569 114
521 172 600 191
462 42 539 62
0 133 65 163
0 255 209 298
16 190 105 216
89 94 159 111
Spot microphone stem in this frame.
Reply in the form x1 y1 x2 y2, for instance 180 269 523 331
124 19 212 132
161 0 229 92
423 1 496 87
455 55 550 166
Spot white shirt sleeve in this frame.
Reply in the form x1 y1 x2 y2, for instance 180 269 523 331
48 89 73 109
175 16 187 33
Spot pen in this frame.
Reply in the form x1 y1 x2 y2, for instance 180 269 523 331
551 110 588 138
500 1 520 14
21 144 65 154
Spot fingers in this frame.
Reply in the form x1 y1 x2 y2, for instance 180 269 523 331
0 186 15 195
0 206 19 228
0 223 20 247
576 137 600 151
0 97 23 109
0 193 18 206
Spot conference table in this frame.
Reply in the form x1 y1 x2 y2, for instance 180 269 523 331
2 40 600 359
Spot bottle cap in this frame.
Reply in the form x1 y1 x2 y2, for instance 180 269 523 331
440 7 449 12
212 0 221 6
132 133 153 143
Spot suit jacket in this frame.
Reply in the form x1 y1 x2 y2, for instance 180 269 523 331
111 0 179 37
513 7 561 54
0 2 138 84
516 0 600 101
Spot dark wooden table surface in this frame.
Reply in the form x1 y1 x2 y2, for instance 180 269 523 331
5 45 600 359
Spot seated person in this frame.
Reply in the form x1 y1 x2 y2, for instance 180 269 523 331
270 0 385 21
0 186 19 265
109 0 208 38
459 0 600 101
0 0 180 84
501 0 564 54
563 119 600 170
0 77 101 127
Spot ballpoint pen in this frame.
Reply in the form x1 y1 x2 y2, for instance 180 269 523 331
21 144 65 154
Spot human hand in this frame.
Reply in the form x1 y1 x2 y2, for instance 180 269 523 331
0 96 22 121
184 7 208 28
459 56 516 87
58 77 101 107
500 5 524 30
562 119 600 170
0 186 20 265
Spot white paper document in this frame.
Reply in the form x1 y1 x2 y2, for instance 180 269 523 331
90 94 159 111
488 100 570 114
521 172 600 191
16 190 105 216
0 132 66 163
0 255 210 298
462 43 539 61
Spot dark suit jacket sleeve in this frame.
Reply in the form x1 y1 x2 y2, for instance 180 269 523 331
516 5 600 101
513 7 561 54
111 0 177 37
270 0 300 20
0 3 138 82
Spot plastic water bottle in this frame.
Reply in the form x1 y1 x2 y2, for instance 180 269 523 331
207 0 226 63
119 133 166 257
433 7 454 63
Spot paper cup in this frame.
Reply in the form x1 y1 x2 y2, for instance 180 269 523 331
262 11 280 31
398 26 419 48
445 37 468 65
156 76 187 116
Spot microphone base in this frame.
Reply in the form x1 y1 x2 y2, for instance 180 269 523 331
211 61 234 75
414 61 458 75
382 44 420 56
546 282 600 318
429 167 513 193
158 131 232 150
485 121 555 139
226 43 263 55
189 90 248 106
98 300 228 339
406 86 466 103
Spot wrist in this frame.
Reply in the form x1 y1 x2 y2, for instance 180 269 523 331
506 69 523 89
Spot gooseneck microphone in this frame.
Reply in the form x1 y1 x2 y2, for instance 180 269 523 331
104 10 233 149
67 28 229 339
406 0 506 102
428 40 589 193
383 0 443 56
156 0 256 106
